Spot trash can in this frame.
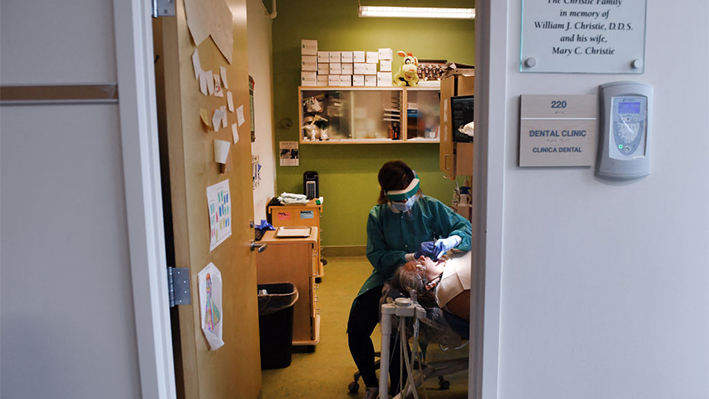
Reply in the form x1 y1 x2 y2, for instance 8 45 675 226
257 283 299 369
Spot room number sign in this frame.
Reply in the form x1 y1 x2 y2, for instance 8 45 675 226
519 95 597 167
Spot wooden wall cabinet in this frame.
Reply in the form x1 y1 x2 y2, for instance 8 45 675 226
256 228 321 347
439 73 475 179
299 86 439 144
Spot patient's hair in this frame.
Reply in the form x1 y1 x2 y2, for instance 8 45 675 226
384 263 438 308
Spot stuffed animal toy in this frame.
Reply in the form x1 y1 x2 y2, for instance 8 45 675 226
393 51 419 87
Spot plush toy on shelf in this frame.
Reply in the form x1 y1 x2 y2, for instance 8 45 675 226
393 51 420 87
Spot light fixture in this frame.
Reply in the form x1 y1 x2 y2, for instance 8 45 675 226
358 6 475 19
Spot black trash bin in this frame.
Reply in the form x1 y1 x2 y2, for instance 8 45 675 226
257 283 299 369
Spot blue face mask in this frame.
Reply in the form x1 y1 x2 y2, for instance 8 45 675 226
391 196 417 212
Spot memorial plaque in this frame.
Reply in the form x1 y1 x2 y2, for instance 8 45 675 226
519 95 597 167
520 0 647 74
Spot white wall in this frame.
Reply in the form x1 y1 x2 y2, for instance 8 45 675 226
0 1 142 398
485 2 709 398
248 0 277 223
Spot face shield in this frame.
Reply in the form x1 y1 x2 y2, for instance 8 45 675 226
385 175 420 202
386 175 420 213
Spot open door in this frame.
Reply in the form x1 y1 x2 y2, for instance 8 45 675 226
153 0 262 398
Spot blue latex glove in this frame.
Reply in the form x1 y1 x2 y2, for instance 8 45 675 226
414 241 436 259
256 220 275 230
433 236 458 260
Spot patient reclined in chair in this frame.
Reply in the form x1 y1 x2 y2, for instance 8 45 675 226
379 251 472 398
383 250 471 343
388 250 471 319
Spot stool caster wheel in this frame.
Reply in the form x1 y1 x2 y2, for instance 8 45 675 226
348 381 360 393
438 376 450 390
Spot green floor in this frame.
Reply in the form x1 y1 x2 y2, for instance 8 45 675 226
260 256 469 399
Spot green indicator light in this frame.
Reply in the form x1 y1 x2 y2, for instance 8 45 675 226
618 144 624 149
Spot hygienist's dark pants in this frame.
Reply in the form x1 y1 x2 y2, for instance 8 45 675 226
347 286 407 393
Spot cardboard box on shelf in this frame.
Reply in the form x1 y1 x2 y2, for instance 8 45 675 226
440 70 475 178
441 73 475 99
365 75 377 87
301 71 317 86
341 63 353 75
317 63 329 75
317 51 329 63
339 75 352 86
328 75 340 86
341 51 353 63
377 71 393 86
366 51 379 64
329 63 342 75
353 63 366 75
456 142 474 175
353 51 366 63
301 55 317 71
317 75 328 86
379 60 392 72
329 51 341 63
301 39 317 55
352 75 365 86
378 48 393 60
364 63 377 75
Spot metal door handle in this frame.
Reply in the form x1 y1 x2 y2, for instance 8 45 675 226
250 241 267 252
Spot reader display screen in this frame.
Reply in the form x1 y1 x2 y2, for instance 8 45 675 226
618 101 641 114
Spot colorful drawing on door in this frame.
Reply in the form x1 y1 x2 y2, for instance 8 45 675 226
198 262 224 350
207 179 232 251
204 272 221 332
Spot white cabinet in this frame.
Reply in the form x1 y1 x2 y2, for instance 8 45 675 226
299 87 439 144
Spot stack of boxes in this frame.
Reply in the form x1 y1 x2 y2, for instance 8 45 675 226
300 40 394 87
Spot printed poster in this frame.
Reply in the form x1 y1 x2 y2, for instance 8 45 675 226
198 262 224 350
279 141 299 166
207 179 232 251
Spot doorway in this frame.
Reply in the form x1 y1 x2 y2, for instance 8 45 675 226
123 1 504 398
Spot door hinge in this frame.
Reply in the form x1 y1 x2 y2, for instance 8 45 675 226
168 267 191 307
152 0 175 18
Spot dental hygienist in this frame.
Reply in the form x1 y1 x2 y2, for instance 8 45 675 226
347 160 472 399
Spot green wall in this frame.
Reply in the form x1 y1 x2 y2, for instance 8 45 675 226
271 0 475 246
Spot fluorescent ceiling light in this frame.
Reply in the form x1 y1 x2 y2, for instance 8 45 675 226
359 6 475 19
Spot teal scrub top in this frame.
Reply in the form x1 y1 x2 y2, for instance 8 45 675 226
356 195 472 300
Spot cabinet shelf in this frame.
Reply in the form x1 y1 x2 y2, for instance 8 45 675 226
299 86 440 144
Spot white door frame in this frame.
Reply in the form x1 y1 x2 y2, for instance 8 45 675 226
470 1 506 398
114 1 509 398
113 1 176 398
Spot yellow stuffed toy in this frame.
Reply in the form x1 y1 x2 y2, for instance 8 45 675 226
393 51 419 87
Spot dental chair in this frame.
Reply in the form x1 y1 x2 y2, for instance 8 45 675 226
378 296 469 399
348 338 447 395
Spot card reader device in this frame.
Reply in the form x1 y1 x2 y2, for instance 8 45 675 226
596 81 653 180
303 171 319 199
